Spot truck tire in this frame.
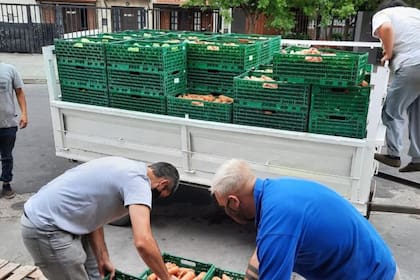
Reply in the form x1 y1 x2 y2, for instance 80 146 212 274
108 215 131 227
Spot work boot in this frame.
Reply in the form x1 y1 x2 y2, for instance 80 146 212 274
2 183 16 199
374 153 401 168
399 162 420 172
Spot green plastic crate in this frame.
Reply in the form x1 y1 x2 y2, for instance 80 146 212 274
56 57 106 69
104 270 141 280
233 103 308 132
117 29 173 38
109 91 166 115
234 71 310 108
155 32 218 42
187 68 240 97
210 267 245 280
221 33 281 64
54 37 120 62
187 37 261 71
57 64 107 85
310 85 370 116
106 40 186 74
60 78 107 91
273 46 369 87
167 94 233 123
308 85 370 139
108 69 186 96
139 253 215 280
308 113 367 138
60 86 109 107
90 31 166 41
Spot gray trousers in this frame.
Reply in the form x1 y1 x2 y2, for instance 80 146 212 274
21 214 101 280
382 63 420 162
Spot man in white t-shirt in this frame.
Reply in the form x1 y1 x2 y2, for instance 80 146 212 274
21 156 180 280
372 0 420 172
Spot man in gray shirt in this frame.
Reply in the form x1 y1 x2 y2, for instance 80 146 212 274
0 62 28 198
21 156 180 280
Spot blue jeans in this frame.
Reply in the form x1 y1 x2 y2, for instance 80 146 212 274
382 64 420 162
0 126 17 183
21 214 101 280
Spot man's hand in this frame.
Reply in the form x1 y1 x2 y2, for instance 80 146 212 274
19 114 28 129
98 259 115 279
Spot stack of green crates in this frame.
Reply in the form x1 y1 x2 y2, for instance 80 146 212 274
271 46 371 138
309 85 371 138
160 33 232 123
233 70 310 132
106 39 187 114
55 36 122 107
186 36 261 96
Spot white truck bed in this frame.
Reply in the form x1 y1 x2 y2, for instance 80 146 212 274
43 40 388 215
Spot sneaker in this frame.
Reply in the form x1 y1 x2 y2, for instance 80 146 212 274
399 162 420 172
374 153 401 168
1 188 16 199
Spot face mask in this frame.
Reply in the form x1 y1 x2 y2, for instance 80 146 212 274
152 188 161 203
225 198 254 225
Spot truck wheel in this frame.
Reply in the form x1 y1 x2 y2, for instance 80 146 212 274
108 215 131 227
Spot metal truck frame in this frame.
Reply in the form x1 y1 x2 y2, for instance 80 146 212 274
43 40 388 216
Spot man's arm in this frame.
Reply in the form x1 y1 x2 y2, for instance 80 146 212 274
15 88 28 128
245 249 259 280
129 204 174 280
87 227 115 278
375 22 394 65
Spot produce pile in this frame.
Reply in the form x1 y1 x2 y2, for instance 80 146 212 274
146 262 232 280
288 47 338 63
177 94 234 104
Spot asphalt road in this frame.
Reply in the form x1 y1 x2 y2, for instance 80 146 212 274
1 84 420 279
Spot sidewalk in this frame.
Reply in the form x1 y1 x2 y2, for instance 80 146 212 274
0 52 46 84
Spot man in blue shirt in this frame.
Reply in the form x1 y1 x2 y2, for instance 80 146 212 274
211 159 399 280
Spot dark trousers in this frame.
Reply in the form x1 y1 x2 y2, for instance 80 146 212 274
0 127 17 183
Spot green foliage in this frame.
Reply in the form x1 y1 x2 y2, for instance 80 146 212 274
283 32 311 39
183 0 420 35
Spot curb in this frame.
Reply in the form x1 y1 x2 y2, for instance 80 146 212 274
23 79 47 84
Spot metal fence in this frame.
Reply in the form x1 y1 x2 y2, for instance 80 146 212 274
0 3 222 53
0 3 355 53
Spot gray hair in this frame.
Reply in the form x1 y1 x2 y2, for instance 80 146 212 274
375 0 408 14
210 159 254 195
149 162 180 196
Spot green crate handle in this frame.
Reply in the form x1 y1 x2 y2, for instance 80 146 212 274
262 82 278 89
191 101 205 107
207 45 220 51
127 47 140 52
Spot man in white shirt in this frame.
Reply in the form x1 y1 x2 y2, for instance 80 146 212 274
0 62 28 198
372 0 420 172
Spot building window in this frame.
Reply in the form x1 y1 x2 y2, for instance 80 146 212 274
193 11 201 31
170 11 178 30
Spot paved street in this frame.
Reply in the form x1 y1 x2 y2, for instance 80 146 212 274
0 83 419 279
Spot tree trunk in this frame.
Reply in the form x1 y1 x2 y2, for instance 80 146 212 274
315 14 321 40
247 13 258 34
328 17 334 40
343 18 351 40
